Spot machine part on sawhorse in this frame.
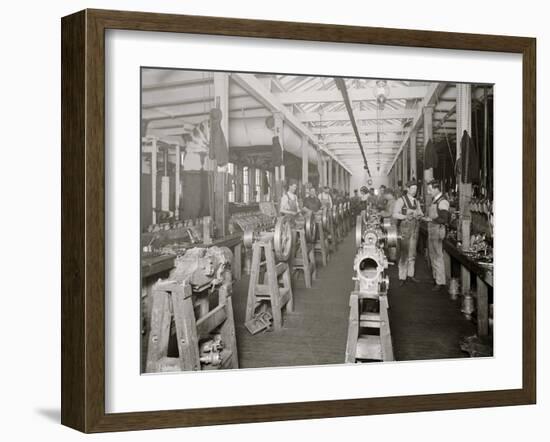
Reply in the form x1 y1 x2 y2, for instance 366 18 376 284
291 216 317 289
346 212 396 363
245 216 294 331
146 271 239 373
313 208 330 266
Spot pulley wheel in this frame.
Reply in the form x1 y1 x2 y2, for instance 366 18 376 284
321 207 330 232
385 225 399 248
331 205 338 225
303 211 316 243
243 228 255 249
273 216 293 261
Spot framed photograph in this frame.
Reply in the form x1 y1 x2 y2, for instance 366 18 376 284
61 9 536 433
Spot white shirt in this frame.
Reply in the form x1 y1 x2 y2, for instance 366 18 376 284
393 194 423 220
280 192 299 214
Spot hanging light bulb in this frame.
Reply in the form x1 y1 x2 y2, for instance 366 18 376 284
373 80 390 109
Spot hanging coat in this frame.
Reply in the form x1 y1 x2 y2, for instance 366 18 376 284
424 138 438 170
460 130 480 184
272 135 283 167
209 108 229 166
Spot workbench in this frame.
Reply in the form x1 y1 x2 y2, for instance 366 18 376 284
419 223 493 337
141 232 243 281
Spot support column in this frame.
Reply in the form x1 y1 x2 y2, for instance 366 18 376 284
317 152 324 187
328 157 333 188
301 135 309 188
151 138 157 225
423 105 434 207
402 144 407 183
457 83 472 217
410 130 417 180
273 113 284 201
335 162 340 191
175 143 181 219
213 73 230 237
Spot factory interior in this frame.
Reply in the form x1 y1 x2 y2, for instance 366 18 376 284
140 69 494 372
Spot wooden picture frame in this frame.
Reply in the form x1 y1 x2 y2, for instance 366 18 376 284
61 9 536 433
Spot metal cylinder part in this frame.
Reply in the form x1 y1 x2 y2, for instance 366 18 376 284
273 215 293 262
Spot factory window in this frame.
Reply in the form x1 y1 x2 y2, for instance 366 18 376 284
255 168 262 202
227 163 235 203
243 167 250 204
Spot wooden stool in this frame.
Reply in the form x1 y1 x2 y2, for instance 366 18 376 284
246 239 293 331
292 228 317 288
314 220 329 266
146 277 238 372
345 291 394 363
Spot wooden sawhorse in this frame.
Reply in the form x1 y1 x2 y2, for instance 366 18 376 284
292 227 317 288
345 291 394 363
146 278 238 372
246 239 293 331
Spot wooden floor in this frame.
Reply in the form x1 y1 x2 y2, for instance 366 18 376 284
232 228 476 368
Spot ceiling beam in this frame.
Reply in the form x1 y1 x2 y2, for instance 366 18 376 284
325 135 403 143
327 145 400 151
142 96 214 110
231 73 352 174
142 77 213 92
297 109 416 122
310 125 406 135
275 86 428 105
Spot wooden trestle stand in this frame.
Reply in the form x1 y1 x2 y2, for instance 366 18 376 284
345 212 396 363
291 212 317 288
245 216 294 331
146 272 238 372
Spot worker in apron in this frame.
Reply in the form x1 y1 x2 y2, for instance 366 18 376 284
424 180 450 291
318 186 333 210
392 180 423 286
279 182 301 217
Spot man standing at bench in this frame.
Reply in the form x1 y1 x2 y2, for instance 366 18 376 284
424 180 450 292
393 180 423 287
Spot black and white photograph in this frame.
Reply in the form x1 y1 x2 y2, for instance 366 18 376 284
140 68 494 373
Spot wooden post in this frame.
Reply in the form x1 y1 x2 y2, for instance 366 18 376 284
213 72 229 237
317 152 324 188
151 137 157 225
410 130 417 180
457 83 472 217
402 143 407 183
175 143 181 220
476 276 489 337
423 106 434 207
274 113 286 194
328 157 333 188
302 135 309 187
